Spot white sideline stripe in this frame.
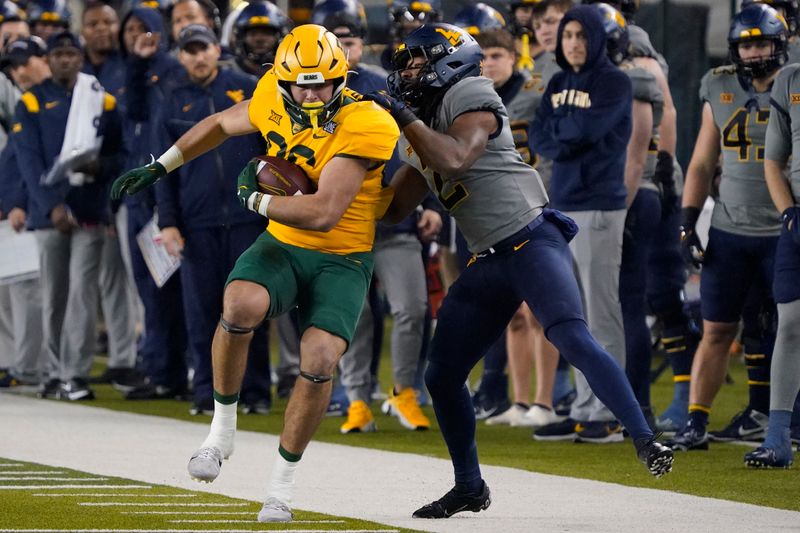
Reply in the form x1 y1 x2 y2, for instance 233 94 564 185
0 464 25 467
0 471 65 475
78 502 249 507
122 511 254 515
0 485 151 490
0 530 398 533
32 494 197 498
0 477 108 481
168 520 346 524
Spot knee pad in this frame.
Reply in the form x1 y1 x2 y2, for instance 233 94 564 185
220 317 256 335
299 371 333 384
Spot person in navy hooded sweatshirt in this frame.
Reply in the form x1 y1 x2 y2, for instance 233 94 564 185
531 4 633 443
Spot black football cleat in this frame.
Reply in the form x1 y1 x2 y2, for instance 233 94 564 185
412 482 491 519
744 446 794 469
665 420 709 451
635 435 674 478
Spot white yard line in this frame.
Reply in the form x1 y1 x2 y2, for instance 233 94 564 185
1 393 798 533
31 494 197 497
168 519 346 523
0 477 109 481
0 485 151 490
0 464 25 467
78 502 249 507
0 530 399 533
121 511 252 515
0 471 65 475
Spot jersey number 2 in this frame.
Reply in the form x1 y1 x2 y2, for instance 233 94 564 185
432 171 469 210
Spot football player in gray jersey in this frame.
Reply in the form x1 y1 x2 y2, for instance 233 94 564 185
366 22 672 519
472 29 565 429
744 62 800 468
741 0 800 63
596 2 666 429
667 4 787 452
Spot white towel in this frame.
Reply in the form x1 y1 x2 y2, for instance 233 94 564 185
44 72 105 186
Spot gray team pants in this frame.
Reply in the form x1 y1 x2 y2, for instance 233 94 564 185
339 232 428 404
36 227 104 381
99 223 138 370
0 286 13 369
0 279 45 382
563 209 627 422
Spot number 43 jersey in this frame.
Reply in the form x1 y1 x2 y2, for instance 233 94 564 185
398 76 549 253
700 65 781 236
248 71 399 254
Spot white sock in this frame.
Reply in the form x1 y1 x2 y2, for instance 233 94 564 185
266 452 299 505
200 400 237 457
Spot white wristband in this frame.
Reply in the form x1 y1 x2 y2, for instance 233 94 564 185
247 192 272 218
156 145 184 173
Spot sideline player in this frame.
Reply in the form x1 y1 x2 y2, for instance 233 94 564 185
110 24 399 522
368 22 673 519
667 4 787 451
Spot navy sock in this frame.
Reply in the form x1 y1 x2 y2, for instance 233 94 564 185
547 320 652 442
688 408 709 430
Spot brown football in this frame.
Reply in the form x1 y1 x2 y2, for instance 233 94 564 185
254 155 313 196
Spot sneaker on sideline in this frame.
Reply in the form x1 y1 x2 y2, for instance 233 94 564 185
340 400 377 434
257 497 293 522
708 408 768 442
187 446 224 482
59 379 95 401
472 391 511 421
412 481 491 519
382 387 430 430
485 403 527 426
533 418 579 441
37 378 62 399
239 399 271 415
189 399 214 416
665 420 709 451
522 404 566 428
575 421 624 443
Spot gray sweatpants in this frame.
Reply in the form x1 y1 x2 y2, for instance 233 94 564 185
1 278 45 382
770 301 800 412
36 227 104 381
0 286 14 369
563 209 627 422
339 232 428 404
99 223 138 370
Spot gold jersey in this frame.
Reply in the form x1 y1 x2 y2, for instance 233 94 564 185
248 71 399 254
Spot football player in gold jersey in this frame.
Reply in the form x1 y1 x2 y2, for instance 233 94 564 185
111 24 399 523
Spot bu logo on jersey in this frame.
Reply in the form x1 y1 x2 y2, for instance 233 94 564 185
551 89 591 109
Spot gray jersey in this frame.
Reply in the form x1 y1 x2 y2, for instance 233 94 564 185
621 62 663 191
700 65 781 236
788 39 800 66
398 76 548 252
531 55 560 191
765 63 800 202
505 72 544 167
628 24 669 77
533 51 554 76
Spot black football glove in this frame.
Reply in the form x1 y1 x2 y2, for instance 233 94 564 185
783 206 800 245
679 206 705 269
110 160 166 199
655 151 679 219
237 159 270 217
363 91 419 128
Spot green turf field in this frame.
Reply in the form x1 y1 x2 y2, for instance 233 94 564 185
0 458 423 532
56 345 797 513
7 322 799 514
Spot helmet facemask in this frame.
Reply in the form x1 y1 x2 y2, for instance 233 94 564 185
277 75 347 133
730 37 786 79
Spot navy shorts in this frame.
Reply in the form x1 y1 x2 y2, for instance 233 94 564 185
773 225 800 304
700 227 778 323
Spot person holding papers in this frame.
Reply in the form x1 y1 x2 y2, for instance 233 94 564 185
10 31 125 401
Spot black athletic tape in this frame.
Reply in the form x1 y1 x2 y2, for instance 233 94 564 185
219 317 255 335
299 371 333 384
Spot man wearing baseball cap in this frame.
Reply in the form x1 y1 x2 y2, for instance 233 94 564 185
153 23 273 416
11 29 126 401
